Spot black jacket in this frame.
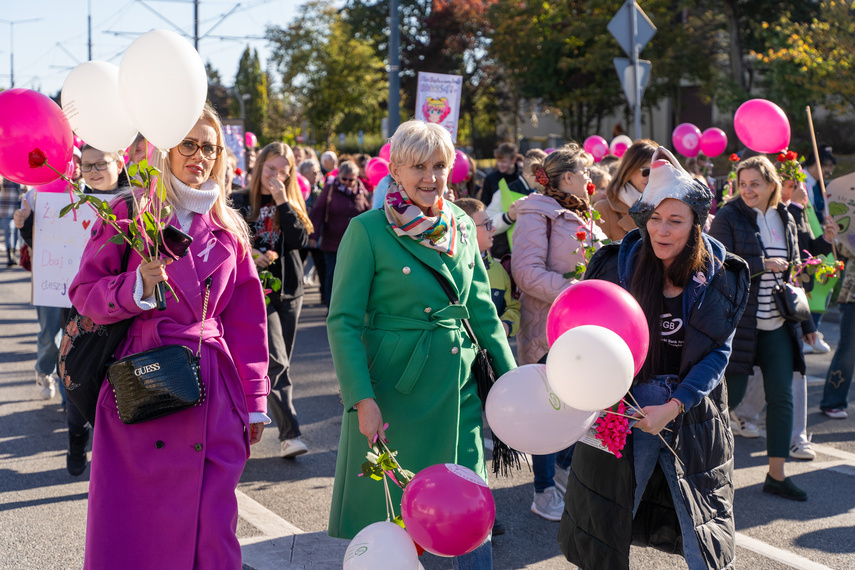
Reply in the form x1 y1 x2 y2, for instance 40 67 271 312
479 165 519 207
708 198 816 376
558 230 749 570
243 199 309 301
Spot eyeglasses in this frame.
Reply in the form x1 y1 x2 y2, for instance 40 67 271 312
177 139 223 160
81 160 116 172
476 219 494 231
573 168 590 176
640 167 651 177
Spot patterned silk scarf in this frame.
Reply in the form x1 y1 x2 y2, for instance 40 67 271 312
384 183 457 256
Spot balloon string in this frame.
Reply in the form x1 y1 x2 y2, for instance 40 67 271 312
382 472 395 522
622 394 681 463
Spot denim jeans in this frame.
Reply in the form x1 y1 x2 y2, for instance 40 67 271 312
35 305 62 376
821 302 855 411
1 217 18 259
631 377 706 570
532 446 574 493
451 537 492 570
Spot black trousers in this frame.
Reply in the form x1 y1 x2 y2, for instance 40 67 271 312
266 294 303 440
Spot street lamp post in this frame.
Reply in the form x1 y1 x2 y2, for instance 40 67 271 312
388 0 400 137
0 17 43 88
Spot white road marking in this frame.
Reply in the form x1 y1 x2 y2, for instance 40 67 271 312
736 532 834 570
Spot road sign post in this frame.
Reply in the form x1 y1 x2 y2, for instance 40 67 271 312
608 0 656 139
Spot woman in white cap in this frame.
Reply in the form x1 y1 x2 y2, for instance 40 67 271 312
558 147 749 570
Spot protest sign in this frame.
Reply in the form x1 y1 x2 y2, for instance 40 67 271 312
415 72 463 143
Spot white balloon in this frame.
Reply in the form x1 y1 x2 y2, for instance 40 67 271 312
486 364 599 455
546 325 634 412
61 61 138 153
609 134 633 155
342 521 419 570
118 29 207 150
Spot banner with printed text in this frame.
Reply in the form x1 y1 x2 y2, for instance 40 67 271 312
415 72 463 143
32 193 99 308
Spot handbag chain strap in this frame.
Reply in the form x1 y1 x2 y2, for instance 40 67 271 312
197 276 212 358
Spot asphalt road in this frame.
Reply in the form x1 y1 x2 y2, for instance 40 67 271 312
1 263 854 569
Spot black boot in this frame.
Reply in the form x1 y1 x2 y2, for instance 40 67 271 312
67 430 90 476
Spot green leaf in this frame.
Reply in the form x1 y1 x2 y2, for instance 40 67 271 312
271 278 282 292
107 234 125 245
130 179 144 188
128 164 139 177
59 203 75 218
138 158 148 170
392 516 405 529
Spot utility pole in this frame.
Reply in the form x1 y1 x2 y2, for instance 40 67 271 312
194 0 200 50
631 0 642 140
388 0 400 137
88 0 93 60
0 17 42 88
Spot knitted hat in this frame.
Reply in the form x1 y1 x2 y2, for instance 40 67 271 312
628 146 713 229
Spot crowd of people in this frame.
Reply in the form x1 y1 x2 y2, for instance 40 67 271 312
3 106 853 569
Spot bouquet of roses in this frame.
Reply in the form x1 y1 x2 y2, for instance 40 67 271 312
565 182 611 280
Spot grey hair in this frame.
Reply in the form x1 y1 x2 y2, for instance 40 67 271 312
389 120 455 169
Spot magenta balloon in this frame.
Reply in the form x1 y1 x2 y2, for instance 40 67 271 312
451 149 469 184
245 131 257 149
733 99 790 154
0 89 74 185
672 123 702 158
544 147 556 154
699 128 727 158
296 173 311 200
379 142 391 162
401 464 495 557
366 157 389 187
583 136 608 162
546 280 649 375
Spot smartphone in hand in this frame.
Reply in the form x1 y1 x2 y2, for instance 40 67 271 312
160 225 193 260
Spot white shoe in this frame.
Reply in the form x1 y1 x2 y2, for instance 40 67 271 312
790 437 816 460
280 437 308 458
808 333 831 354
531 486 564 521
729 411 759 438
35 372 56 400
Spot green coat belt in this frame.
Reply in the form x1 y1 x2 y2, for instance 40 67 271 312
326 206 517 540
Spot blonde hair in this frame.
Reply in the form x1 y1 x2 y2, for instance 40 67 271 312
736 155 782 209
152 105 252 258
529 143 589 190
389 120 455 169
246 142 314 234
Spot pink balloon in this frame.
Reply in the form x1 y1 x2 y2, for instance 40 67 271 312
610 135 633 158
401 464 495 557
546 280 649 376
544 147 556 154
245 131 257 149
365 158 390 187
0 89 74 185
379 142 391 162
733 99 790 154
451 149 469 184
700 128 728 158
74 135 85 149
672 123 702 157
296 173 311 200
583 136 608 162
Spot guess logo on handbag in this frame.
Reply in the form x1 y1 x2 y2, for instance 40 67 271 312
134 362 161 376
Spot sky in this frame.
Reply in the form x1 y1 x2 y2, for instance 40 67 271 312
0 0 310 96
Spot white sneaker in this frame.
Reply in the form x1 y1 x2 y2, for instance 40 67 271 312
531 486 564 521
35 372 56 400
554 463 570 495
808 333 831 354
280 437 308 458
790 437 816 460
729 411 759 438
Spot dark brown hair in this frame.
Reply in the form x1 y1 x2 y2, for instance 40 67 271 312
605 139 657 202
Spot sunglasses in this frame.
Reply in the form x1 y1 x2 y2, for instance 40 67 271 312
177 139 223 160
81 160 116 172
340 176 356 183
476 219 494 231
640 167 651 177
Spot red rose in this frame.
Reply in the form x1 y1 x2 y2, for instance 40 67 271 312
235 168 243 176
777 153 786 162
575 229 588 241
586 182 596 195
786 151 797 161
28 148 47 168
729 154 740 162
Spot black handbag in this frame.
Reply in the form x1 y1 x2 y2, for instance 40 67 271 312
771 274 812 323
424 265 525 476
105 277 212 424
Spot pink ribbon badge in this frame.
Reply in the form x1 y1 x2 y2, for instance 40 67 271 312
197 238 216 263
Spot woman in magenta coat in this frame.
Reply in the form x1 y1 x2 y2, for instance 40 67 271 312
69 105 270 569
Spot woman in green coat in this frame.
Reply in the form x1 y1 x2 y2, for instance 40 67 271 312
327 121 516 568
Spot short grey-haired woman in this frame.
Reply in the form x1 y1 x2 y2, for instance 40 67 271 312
326 120 516 569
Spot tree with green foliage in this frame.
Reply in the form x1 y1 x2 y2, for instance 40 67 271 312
234 47 269 141
267 0 387 146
